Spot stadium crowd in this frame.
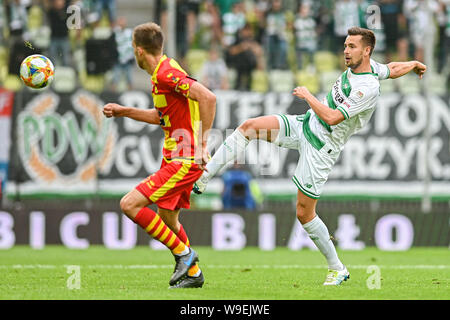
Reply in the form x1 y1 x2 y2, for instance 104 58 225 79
0 0 449 92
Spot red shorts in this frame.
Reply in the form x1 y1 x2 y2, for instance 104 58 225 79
136 159 203 211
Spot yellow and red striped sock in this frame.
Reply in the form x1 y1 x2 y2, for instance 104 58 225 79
177 224 201 277
134 207 187 255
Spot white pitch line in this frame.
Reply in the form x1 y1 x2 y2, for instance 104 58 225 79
0 264 449 270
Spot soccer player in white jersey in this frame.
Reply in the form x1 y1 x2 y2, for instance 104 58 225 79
194 27 427 285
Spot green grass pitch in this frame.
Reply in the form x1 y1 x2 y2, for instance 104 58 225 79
0 246 448 300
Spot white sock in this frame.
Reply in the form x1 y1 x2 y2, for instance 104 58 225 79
191 269 201 277
302 215 344 271
203 129 249 180
175 246 190 257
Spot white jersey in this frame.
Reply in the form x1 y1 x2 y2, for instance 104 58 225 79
305 59 390 153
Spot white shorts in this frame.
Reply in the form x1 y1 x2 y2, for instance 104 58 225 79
273 114 339 199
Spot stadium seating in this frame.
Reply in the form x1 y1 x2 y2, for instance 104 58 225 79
319 70 341 93
52 66 77 93
3 74 22 92
185 49 208 79
227 69 237 90
295 70 320 95
314 51 338 73
27 5 44 29
268 69 294 93
80 72 105 93
92 27 112 40
28 26 51 50
428 73 447 95
0 47 7 84
379 78 396 93
250 69 269 93
397 73 421 94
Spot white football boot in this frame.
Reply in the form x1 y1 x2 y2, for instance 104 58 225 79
192 174 209 194
323 266 350 286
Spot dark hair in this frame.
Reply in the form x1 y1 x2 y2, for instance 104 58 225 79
347 27 376 55
132 22 164 55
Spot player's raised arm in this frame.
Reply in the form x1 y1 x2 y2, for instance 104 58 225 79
387 61 427 79
293 86 345 126
103 103 160 125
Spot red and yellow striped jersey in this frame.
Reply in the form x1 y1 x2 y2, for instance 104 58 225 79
151 55 200 162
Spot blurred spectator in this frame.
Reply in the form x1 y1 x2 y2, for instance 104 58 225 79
404 0 439 69
315 0 334 52
46 0 72 66
358 1 386 54
5 0 28 42
161 0 200 61
251 0 270 43
378 0 409 62
293 2 318 70
69 0 90 45
200 47 229 90
0 0 5 44
94 0 116 27
79 0 100 26
225 23 264 91
333 0 361 52
265 0 288 70
111 16 133 91
196 0 222 49
221 163 262 210
437 0 450 73
221 1 246 46
186 0 201 48
281 0 297 12
214 0 240 17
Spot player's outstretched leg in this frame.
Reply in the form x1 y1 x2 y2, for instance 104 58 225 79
193 116 280 194
120 190 198 285
296 191 349 286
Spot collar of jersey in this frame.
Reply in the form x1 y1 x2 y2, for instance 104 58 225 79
151 55 168 84
349 65 378 76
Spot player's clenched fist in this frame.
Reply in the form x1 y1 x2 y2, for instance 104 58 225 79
103 103 126 118
413 61 427 79
292 86 311 100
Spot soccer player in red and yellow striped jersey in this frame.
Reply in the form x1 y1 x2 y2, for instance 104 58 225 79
103 22 216 288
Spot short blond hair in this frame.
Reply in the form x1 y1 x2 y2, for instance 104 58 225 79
133 22 164 55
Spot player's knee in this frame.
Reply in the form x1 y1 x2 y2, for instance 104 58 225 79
120 195 136 215
296 204 306 220
238 118 257 139
296 201 312 223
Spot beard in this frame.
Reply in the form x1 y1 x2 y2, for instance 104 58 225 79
347 56 363 70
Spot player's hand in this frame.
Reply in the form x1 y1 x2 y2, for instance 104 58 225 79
103 103 126 118
413 61 427 79
195 145 210 171
292 86 310 100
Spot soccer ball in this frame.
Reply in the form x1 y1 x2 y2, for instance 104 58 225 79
20 54 55 89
